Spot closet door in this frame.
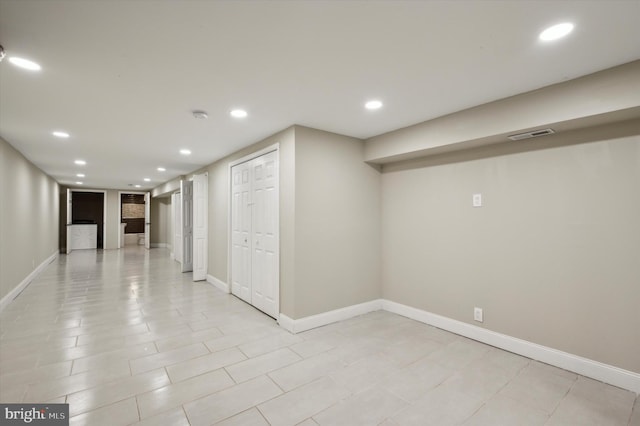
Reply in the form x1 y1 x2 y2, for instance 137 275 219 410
231 162 252 303
250 151 279 318
229 148 279 319
192 173 208 281
181 180 193 273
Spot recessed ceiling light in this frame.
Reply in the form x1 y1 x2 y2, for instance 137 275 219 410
157 167 166 172
52 131 70 138
76 181 83 185
74 159 86 165
180 149 191 155
230 109 248 118
134 184 141 188
539 23 574 41
76 173 85 178
8 56 41 71
144 178 151 182
365 100 383 110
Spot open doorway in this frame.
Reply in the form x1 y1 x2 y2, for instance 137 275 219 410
119 193 147 247
64 190 107 252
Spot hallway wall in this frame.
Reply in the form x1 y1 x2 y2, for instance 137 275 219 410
0 138 59 303
381 124 640 374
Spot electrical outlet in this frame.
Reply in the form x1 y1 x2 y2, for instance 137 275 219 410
474 307 483 323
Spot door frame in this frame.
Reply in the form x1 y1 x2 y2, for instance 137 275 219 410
68 188 107 251
192 173 208 281
117 191 148 249
180 179 194 273
227 143 280 315
171 191 182 262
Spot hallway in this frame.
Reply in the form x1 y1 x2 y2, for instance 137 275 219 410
0 247 638 425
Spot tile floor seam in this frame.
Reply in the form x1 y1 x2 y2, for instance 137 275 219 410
547 375 578 418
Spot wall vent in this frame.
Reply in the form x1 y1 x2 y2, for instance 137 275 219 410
508 128 555 141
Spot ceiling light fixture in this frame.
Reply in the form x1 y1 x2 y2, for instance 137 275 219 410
52 131 70 138
76 173 85 178
157 167 166 172
180 149 191 155
144 178 151 182
76 181 83 185
74 159 86 165
192 110 208 119
365 100 383 110
8 56 41 71
134 184 141 188
230 109 248 118
539 23 574 41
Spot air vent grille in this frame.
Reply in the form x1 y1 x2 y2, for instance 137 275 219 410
508 128 555 141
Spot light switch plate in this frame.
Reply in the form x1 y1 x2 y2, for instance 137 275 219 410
473 193 482 207
474 307 483 322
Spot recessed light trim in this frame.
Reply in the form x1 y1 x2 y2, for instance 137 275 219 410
230 109 248 118
365 100 383 110
75 181 83 185
180 149 191 155
52 131 70 138
8 56 41 71
74 159 86 165
157 167 166 172
539 23 574 41
134 184 141 188
76 173 85 178
144 178 151 182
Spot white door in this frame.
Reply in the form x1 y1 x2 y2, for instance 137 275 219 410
192 173 208 281
144 192 151 250
231 162 252 303
172 192 182 262
181 180 193 273
230 149 279 318
250 151 279 318
66 188 72 254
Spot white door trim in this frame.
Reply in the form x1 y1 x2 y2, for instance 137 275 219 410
117 191 147 249
228 143 280 318
69 188 108 249
227 143 279 289
192 173 208 281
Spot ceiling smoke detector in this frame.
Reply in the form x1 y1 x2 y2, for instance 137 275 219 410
508 128 555 141
192 110 208 119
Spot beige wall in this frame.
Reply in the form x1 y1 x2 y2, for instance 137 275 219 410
150 197 171 247
293 126 381 318
204 127 297 316
105 190 119 249
198 125 382 319
381 127 640 373
366 60 640 163
1 138 59 302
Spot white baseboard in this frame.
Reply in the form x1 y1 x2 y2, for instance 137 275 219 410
206 274 230 293
382 300 640 394
279 299 383 334
150 243 168 248
0 251 58 313
275 297 640 393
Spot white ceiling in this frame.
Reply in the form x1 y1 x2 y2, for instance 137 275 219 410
1 0 639 190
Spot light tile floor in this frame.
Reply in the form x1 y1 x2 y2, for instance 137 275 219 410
1 247 638 426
